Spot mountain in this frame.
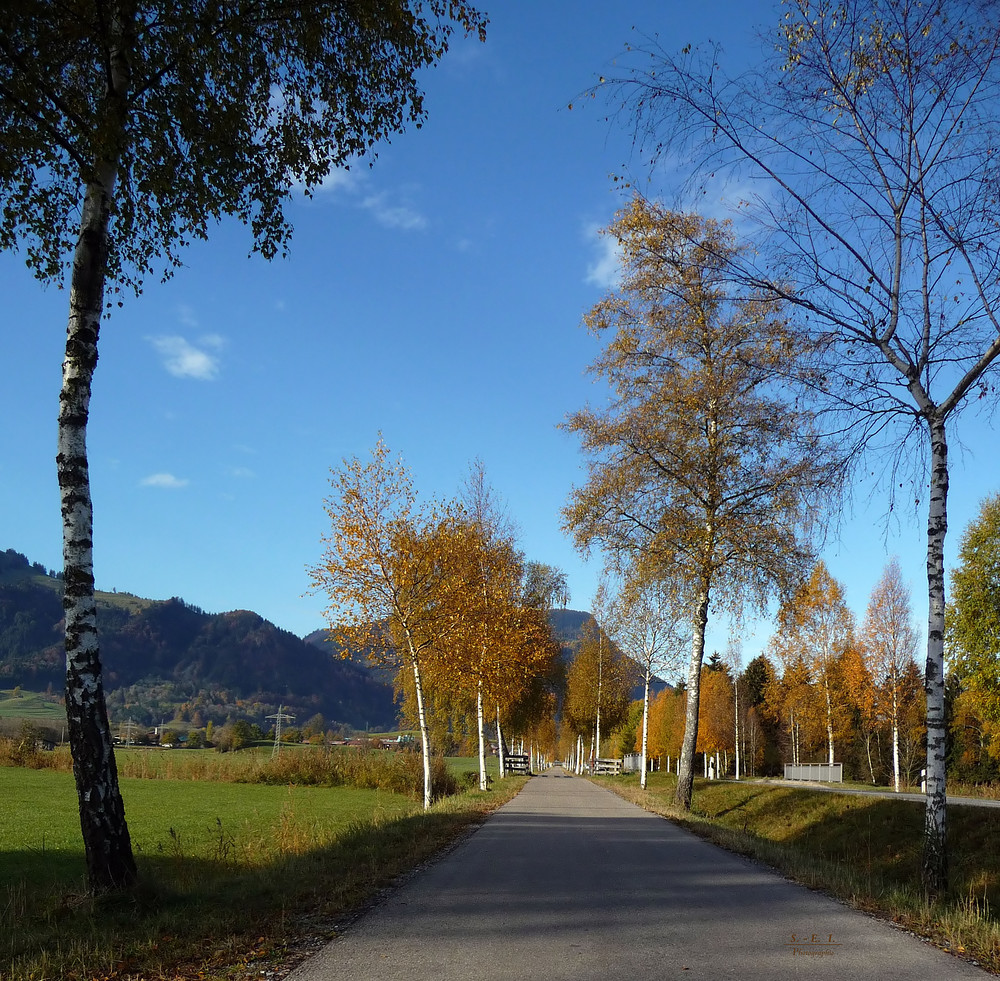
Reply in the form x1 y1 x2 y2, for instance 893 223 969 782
545 606 674 700
0 548 397 729
1 547 669 730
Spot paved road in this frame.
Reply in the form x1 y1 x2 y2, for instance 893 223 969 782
288 768 988 980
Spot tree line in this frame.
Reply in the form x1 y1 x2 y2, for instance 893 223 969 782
7 0 1000 908
309 444 566 809
633 491 1000 794
561 0 1000 898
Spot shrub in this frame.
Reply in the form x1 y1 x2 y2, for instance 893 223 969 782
240 748 459 800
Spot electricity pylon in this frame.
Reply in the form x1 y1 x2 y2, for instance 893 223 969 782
266 706 295 758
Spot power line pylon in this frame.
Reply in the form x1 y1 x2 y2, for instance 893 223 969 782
266 705 295 758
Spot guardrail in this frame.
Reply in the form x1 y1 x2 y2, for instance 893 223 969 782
784 763 843 782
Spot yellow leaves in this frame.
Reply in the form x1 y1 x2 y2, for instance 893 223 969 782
697 667 736 753
314 444 561 743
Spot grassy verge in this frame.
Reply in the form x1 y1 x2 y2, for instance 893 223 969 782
1 766 528 980
595 772 1000 972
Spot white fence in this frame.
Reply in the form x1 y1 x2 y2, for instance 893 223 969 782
784 763 843 782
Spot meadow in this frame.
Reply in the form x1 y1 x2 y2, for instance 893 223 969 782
597 772 1000 973
1 753 524 981
0 689 65 725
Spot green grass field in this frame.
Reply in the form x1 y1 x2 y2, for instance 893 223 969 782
1 767 418 888
445 755 501 777
0 689 65 724
0 758 527 981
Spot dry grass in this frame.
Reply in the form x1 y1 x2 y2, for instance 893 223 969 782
598 773 1000 973
2 765 529 981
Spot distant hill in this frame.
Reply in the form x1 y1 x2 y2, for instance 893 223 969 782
0 547 670 731
545 606 674 700
0 548 397 730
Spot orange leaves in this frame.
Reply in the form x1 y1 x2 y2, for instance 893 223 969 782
563 196 834 614
696 667 735 754
309 437 454 666
564 616 639 740
312 444 562 752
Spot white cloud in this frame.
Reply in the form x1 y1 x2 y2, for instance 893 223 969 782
149 335 221 380
585 225 623 289
315 167 362 194
140 473 189 489
300 161 428 231
178 304 199 329
229 466 256 479
361 191 428 231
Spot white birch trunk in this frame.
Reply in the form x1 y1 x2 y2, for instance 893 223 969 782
734 677 741 781
409 654 433 810
477 680 488 791
496 706 506 778
676 587 710 810
922 414 949 894
640 667 650 790
893 722 901 793
825 679 835 766
891 684 901 793
60 4 137 892
595 640 603 764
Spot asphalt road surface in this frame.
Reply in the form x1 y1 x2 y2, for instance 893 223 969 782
287 767 989 980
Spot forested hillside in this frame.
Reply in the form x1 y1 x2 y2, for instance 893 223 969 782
1 548 664 734
0 549 396 729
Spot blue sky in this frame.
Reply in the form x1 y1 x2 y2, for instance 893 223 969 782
2 0 997 665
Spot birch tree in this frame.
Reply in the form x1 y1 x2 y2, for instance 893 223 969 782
770 562 854 766
438 466 563 785
647 687 686 767
607 572 687 788
563 198 837 809
0 0 485 892
447 469 520 789
564 616 638 764
605 0 1000 896
697 666 735 774
522 562 571 611
310 439 458 810
862 558 920 792
763 655 824 767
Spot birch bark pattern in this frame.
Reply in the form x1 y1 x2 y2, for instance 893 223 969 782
496 707 506 778
676 588 710 810
733 677 740 781
409 653 433 810
59 4 136 892
922 415 949 893
477 681 487 791
640 667 650 790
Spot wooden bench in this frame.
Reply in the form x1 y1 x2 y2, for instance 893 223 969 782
505 754 531 775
